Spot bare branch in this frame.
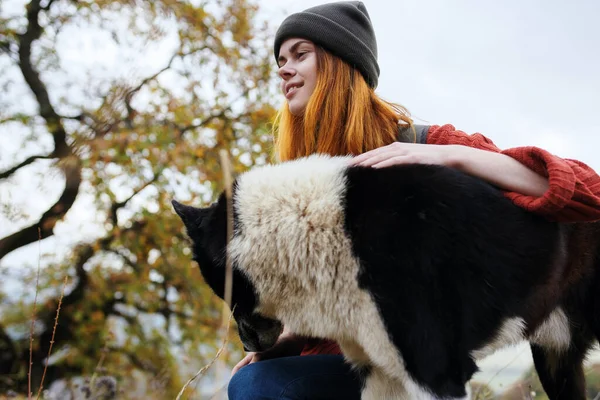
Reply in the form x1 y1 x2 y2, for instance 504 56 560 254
111 304 137 321
128 51 178 97
123 50 181 125
0 0 84 259
106 345 160 375
177 87 253 135
18 0 66 153
109 168 163 225
124 45 208 101
56 112 90 122
179 108 228 134
0 39 18 60
113 299 191 324
107 249 139 272
0 114 31 124
0 161 81 260
0 40 10 53
41 0 56 11
0 154 54 180
121 45 209 125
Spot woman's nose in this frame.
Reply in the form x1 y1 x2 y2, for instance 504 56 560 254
278 65 296 80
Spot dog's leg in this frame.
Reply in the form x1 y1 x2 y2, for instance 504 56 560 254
590 270 600 345
340 339 428 399
361 367 470 400
530 342 589 400
360 367 410 400
342 314 473 400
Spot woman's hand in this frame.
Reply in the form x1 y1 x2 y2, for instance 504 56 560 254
349 142 549 197
349 142 457 169
231 330 307 376
231 352 260 376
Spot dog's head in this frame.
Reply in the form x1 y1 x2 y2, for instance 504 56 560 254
172 197 283 352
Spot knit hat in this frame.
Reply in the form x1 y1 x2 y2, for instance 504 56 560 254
274 1 380 88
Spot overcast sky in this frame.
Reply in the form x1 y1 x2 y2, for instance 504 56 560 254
2 0 599 391
261 0 600 168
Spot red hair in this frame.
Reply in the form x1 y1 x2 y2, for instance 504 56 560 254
273 47 413 162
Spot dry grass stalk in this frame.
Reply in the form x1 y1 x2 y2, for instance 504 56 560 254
211 149 235 397
177 150 235 399
175 309 235 400
35 275 69 399
89 336 110 393
218 149 234 315
28 228 43 400
473 346 527 399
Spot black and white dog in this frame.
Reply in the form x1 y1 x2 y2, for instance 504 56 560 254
173 154 600 399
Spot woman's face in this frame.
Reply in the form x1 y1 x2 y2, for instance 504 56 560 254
277 38 318 116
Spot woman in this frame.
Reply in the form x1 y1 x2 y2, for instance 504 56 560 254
228 2 600 399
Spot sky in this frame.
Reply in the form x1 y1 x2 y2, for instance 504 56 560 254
2 0 600 393
261 0 600 166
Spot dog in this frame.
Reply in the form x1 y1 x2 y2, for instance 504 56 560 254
173 154 600 399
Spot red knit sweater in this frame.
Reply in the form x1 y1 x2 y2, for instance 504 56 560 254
301 124 600 356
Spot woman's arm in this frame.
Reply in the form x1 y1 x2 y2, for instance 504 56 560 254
350 142 549 197
446 145 549 197
349 124 600 222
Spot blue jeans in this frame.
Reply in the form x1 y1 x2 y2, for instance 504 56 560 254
227 355 363 400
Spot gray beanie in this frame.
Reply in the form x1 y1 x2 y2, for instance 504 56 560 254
274 1 380 88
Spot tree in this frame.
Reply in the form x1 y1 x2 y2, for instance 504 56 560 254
0 0 278 396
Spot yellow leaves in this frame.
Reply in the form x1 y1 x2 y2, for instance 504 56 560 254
90 310 105 323
181 5 209 28
226 0 259 47
193 146 206 159
109 271 133 285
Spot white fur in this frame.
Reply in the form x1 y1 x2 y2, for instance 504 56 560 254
471 317 527 360
472 308 571 361
361 368 457 400
530 308 571 352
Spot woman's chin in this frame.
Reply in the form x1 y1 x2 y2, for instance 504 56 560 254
288 103 306 116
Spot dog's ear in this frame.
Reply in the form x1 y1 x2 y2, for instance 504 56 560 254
171 200 210 237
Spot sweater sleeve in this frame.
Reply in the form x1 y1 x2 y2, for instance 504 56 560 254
426 124 600 222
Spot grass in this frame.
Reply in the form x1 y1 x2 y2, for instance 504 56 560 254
27 229 43 400
175 308 235 400
24 229 70 400
35 276 68 399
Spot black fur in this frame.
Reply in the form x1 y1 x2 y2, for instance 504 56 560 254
343 165 562 397
172 198 283 350
174 160 600 399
